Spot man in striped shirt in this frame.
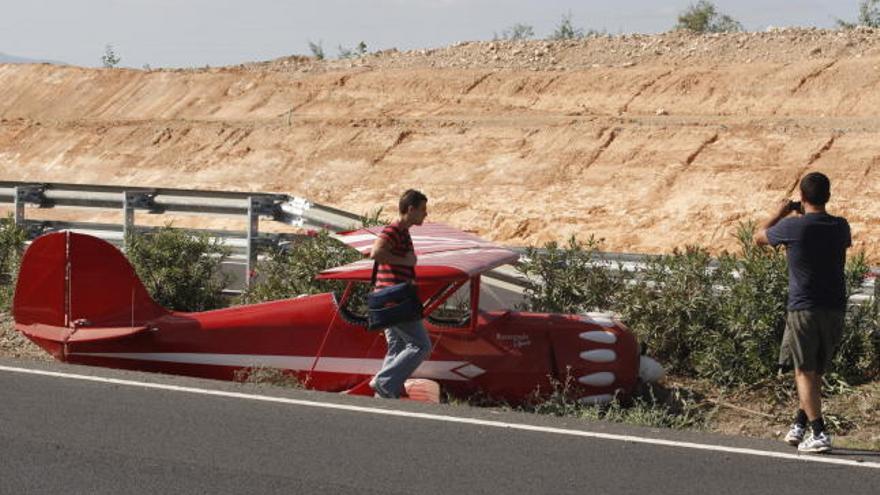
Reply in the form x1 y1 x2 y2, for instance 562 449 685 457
368 189 431 399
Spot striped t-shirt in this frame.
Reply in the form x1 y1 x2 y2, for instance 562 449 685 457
375 222 415 288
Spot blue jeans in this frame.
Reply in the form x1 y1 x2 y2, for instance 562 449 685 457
373 319 432 398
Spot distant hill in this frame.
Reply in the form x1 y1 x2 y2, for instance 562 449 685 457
0 30 879 259
0 52 65 65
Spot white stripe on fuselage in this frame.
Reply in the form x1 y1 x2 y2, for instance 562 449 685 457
68 353 482 381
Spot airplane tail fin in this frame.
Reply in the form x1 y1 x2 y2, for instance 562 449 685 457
13 232 167 357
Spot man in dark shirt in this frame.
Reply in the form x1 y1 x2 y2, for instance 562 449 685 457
368 189 431 398
754 172 851 454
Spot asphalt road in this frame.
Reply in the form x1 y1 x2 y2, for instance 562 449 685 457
1 357 877 495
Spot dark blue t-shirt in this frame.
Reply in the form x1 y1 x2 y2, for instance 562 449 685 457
767 212 851 311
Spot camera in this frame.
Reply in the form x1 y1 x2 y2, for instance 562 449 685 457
788 201 804 214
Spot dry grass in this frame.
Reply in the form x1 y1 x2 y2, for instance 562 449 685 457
232 365 304 389
669 376 880 450
0 312 50 361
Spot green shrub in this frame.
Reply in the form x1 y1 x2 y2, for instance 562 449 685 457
837 0 880 29
833 253 878 382
549 12 585 40
495 23 535 41
698 224 789 385
101 44 121 68
675 1 743 33
519 235 625 314
619 246 722 376
0 216 26 311
125 226 230 312
520 222 879 388
240 230 361 304
859 0 880 27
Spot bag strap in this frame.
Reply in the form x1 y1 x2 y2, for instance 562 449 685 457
370 260 378 287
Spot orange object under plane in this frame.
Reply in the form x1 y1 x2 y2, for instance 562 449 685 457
13 224 662 404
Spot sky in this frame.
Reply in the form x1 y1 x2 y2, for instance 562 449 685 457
0 0 865 68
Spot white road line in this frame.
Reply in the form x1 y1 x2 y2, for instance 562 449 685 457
1 364 878 470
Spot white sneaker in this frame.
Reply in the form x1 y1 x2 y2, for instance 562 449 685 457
798 432 832 454
784 424 806 446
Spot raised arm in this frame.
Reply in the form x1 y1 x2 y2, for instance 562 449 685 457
754 199 795 246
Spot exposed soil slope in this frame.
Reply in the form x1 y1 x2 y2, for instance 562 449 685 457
1 28 879 257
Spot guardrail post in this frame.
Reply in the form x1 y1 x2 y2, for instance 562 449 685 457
122 191 157 250
246 197 260 287
13 185 46 233
123 192 136 250
13 187 26 227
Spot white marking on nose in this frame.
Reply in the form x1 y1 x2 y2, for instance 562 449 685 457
579 349 617 363
581 312 616 327
578 372 616 387
579 331 617 344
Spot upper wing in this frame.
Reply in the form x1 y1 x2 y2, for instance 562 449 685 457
318 223 519 282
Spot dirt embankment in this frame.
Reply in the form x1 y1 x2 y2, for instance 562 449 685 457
1 28 880 258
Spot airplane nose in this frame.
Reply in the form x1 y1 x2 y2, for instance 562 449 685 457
565 312 645 405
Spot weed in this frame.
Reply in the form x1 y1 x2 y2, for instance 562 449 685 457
822 373 855 396
308 40 325 60
359 207 389 228
233 365 303 388
823 412 857 434
675 1 743 33
338 41 368 59
837 0 880 29
549 12 585 40
604 386 707 430
522 369 588 418
0 216 26 311
519 370 707 429
495 23 535 41
443 389 509 409
101 44 121 68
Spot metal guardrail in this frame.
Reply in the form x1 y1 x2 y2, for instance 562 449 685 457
1 180 332 289
1 180 876 305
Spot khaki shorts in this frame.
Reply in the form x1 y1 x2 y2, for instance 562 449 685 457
779 308 845 374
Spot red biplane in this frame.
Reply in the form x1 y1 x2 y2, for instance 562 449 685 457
12 224 663 403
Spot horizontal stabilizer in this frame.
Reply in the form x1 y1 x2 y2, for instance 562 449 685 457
17 323 149 344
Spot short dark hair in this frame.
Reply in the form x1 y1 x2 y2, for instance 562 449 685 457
399 189 427 214
800 172 831 206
